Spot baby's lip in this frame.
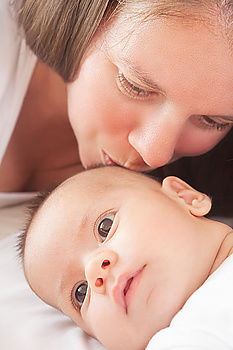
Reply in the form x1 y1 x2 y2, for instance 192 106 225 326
112 267 144 312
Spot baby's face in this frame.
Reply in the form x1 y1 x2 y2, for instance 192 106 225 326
24 167 207 350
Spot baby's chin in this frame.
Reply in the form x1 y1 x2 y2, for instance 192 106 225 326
96 329 152 350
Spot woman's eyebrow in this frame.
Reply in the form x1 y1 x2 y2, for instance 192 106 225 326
115 56 233 120
119 56 166 93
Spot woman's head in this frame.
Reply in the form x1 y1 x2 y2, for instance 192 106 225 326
18 0 233 81
19 0 233 170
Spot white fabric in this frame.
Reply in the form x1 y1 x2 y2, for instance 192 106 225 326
0 191 36 209
147 254 233 350
0 232 105 350
0 0 36 165
0 0 37 211
0 198 36 239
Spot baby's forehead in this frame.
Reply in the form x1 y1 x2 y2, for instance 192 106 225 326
30 167 161 231
60 166 160 194
45 167 162 214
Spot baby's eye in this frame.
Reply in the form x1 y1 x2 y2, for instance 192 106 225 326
96 213 116 243
72 282 88 309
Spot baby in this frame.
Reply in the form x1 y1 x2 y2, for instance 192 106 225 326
18 166 233 350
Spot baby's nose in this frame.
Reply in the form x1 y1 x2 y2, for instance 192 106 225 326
85 251 117 294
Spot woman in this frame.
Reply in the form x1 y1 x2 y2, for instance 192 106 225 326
1 0 233 215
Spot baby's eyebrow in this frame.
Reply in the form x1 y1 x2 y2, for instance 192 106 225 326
77 214 89 236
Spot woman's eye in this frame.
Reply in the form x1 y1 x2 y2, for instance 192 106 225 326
72 282 88 309
116 71 154 100
198 115 232 131
96 213 116 243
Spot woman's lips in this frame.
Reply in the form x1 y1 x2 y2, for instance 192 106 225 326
102 151 118 166
102 150 153 172
101 150 181 171
112 267 144 312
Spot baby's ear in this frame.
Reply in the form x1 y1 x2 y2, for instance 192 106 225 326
162 176 211 217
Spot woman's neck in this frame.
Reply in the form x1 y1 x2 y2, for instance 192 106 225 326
26 60 68 123
0 61 83 192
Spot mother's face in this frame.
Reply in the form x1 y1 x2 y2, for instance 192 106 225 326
67 11 233 171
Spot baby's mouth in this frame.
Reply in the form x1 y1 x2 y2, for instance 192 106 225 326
113 267 144 312
123 277 134 296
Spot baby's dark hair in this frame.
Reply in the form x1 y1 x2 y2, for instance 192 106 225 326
16 187 56 262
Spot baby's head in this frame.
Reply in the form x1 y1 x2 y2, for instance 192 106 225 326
18 166 226 350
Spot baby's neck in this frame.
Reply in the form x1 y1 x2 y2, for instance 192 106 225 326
210 229 233 274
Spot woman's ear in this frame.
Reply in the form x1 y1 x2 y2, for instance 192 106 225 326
162 176 212 217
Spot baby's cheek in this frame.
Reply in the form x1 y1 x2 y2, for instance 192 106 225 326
84 297 146 350
84 297 122 348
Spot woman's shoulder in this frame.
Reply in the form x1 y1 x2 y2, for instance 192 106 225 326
0 0 37 166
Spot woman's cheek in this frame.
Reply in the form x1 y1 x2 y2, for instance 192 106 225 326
175 124 232 156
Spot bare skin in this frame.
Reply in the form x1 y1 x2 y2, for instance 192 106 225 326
210 230 233 274
0 61 83 191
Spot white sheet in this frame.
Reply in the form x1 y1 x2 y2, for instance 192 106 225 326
0 0 36 165
0 192 37 239
147 254 233 349
0 232 105 350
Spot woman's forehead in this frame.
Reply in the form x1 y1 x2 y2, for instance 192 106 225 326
116 0 222 24
106 1 230 53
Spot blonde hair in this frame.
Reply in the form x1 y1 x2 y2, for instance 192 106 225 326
18 0 233 81
18 0 119 81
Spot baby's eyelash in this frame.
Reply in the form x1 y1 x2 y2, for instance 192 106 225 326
94 210 117 244
70 288 77 310
70 281 89 311
116 71 155 100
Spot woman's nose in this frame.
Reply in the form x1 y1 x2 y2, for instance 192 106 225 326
128 108 184 168
85 250 118 294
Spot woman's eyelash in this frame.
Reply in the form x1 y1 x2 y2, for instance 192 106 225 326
116 71 154 100
198 115 232 131
116 71 232 132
